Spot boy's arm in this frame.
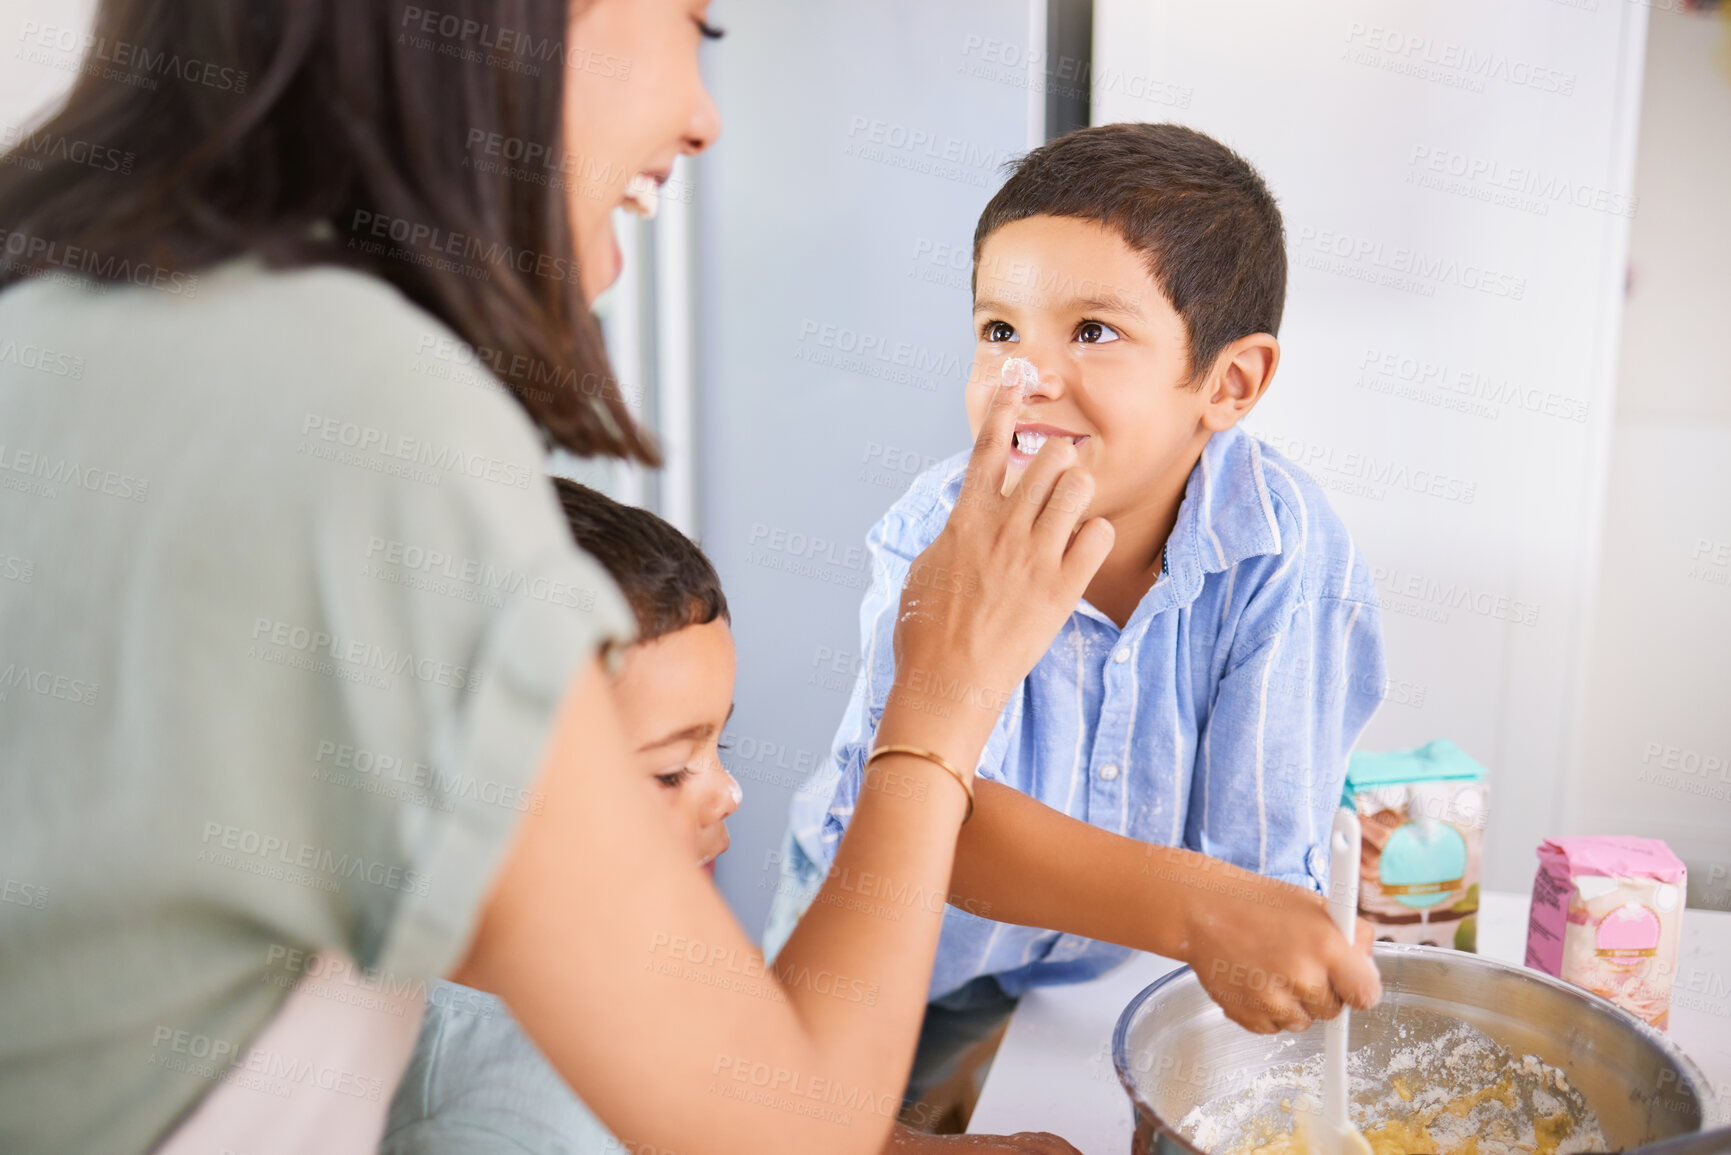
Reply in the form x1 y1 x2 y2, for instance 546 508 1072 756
946 779 1380 1033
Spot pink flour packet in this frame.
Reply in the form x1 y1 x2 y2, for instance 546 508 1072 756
1526 836 1686 1029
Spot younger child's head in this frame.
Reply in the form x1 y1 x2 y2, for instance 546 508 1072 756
555 478 739 876
967 122 1286 521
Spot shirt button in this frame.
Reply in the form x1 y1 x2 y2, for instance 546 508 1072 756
1113 647 1130 663
1099 764 1120 781
1306 844 1330 887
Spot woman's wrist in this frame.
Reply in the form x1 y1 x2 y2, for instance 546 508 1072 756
868 745 973 822
875 676 1002 780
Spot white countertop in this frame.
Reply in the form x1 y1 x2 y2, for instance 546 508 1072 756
968 891 1731 1152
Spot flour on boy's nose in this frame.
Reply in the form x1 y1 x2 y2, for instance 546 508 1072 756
1001 356 1041 395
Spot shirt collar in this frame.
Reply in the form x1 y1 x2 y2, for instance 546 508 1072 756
1147 425 1285 614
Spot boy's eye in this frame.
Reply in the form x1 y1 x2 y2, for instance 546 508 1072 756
982 321 1017 344
1077 321 1121 344
656 767 694 789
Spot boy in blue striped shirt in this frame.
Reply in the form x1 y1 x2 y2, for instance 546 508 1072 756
767 123 1387 1107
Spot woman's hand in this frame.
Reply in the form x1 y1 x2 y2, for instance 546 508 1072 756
885 379 1114 752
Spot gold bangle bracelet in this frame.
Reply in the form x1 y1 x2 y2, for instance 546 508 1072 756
865 744 974 823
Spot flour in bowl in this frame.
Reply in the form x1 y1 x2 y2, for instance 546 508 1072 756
1175 1012 1605 1155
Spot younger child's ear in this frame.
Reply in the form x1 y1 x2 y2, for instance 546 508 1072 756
1200 334 1280 433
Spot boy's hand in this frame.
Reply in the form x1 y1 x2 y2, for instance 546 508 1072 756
886 378 1114 751
1170 854 1382 1034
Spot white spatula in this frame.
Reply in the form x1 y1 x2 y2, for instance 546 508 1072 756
1302 808 1374 1155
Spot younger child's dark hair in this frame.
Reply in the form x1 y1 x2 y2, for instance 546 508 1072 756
973 122 1286 388
553 478 729 645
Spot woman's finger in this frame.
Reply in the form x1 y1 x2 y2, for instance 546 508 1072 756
959 381 1020 507
1060 515 1115 590
1028 462 1095 551
1003 434 1078 525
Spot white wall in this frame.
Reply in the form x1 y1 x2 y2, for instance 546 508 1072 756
1093 0 1648 896
1572 4 1731 911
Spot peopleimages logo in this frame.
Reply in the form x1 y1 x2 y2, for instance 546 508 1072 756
1290 226 1526 301
1342 23 1577 97
0 228 199 297
199 821 432 897
0 124 135 174
1363 564 1540 628
249 616 482 693
346 210 573 283
841 115 1015 189
0 442 149 503
16 20 251 93
148 1025 387 1102
313 739 544 814
1255 431 1478 505
0 663 99 707
956 35 1193 110
1354 347 1589 425
1406 145 1636 219
299 413 534 489
362 536 598 611
0 338 85 378
399 6 631 79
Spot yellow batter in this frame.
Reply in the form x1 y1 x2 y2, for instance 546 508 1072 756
1222 1075 1579 1155
1180 1014 1600 1155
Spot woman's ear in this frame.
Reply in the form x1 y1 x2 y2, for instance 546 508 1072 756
1200 334 1280 433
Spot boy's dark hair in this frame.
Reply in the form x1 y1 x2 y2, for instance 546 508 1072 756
972 122 1286 388
553 478 729 645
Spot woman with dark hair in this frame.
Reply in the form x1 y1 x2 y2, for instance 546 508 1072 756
0 2 1114 1153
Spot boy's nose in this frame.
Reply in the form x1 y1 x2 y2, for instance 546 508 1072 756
1006 341 1071 401
703 767 742 824
1017 361 1069 403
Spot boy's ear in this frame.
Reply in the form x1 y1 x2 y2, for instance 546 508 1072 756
1199 334 1279 433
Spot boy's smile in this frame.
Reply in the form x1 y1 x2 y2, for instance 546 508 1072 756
1009 420 1090 467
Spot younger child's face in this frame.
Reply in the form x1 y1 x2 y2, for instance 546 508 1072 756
967 215 1219 523
609 618 740 876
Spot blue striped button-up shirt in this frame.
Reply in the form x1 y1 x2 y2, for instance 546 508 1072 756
787 425 1387 1000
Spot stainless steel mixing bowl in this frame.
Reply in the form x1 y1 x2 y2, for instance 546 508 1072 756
1111 944 1719 1154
